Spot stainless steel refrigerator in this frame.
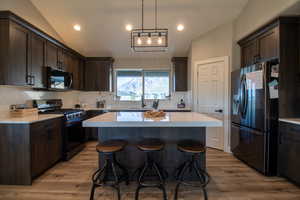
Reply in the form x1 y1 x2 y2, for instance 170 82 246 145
231 60 279 176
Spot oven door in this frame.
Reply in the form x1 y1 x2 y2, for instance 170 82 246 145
231 123 266 174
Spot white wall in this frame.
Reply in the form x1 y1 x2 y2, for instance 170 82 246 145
114 57 171 70
0 0 63 41
189 22 234 110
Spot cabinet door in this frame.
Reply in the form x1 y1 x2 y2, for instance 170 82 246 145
79 59 85 90
46 42 58 68
96 61 111 91
31 118 62 178
258 27 279 61
29 33 46 88
172 58 188 91
47 118 62 166
241 40 258 67
84 60 113 91
65 53 80 90
85 61 98 91
8 21 29 86
57 48 65 70
278 122 300 185
31 122 49 178
71 56 80 90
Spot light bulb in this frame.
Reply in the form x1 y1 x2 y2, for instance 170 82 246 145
137 37 142 45
125 24 132 31
158 37 162 44
177 24 184 31
147 37 152 45
73 24 81 31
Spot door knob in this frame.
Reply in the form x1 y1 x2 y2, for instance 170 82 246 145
215 109 223 113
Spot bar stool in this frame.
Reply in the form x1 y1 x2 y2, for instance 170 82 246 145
174 140 210 200
90 140 129 200
135 139 167 200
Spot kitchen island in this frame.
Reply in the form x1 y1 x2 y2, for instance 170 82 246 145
83 112 222 180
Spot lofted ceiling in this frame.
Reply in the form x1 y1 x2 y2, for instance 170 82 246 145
30 0 248 59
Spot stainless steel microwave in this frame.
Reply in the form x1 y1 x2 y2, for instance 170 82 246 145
47 67 73 90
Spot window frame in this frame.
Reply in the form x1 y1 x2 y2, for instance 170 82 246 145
114 68 171 101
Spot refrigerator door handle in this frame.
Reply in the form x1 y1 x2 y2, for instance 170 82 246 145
239 74 248 118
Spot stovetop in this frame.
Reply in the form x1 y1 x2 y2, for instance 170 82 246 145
33 99 86 121
45 108 84 115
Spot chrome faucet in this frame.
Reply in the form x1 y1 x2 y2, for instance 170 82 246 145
141 95 146 108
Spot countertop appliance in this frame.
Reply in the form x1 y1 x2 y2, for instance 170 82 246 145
231 60 279 176
33 99 86 161
47 67 73 90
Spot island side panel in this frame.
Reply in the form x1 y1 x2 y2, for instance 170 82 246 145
97 127 206 180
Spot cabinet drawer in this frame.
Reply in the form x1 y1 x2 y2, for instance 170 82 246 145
279 122 300 143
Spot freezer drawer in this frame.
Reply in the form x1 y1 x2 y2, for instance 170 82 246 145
231 123 266 174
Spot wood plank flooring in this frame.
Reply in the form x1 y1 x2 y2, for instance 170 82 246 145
0 141 299 200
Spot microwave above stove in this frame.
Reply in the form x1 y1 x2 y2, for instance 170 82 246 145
47 67 73 90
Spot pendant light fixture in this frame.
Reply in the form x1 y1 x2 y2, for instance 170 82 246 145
131 0 168 52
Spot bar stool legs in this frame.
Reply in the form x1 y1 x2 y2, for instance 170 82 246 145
174 154 210 200
90 140 129 200
135 152 167 200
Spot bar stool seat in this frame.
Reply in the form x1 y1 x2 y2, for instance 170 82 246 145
177 140 205 154
90 140 129 200
137 138 164 151
96 140 127 153
174 140 209 200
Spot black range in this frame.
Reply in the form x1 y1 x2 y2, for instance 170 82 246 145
33 99 87 160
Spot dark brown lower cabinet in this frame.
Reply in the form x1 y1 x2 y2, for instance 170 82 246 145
278 122 300 186
0 117 63 185
85 110 104 140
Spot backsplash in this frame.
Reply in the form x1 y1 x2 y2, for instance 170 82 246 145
0 85 192 117
0 85 58 117
78 91 192 109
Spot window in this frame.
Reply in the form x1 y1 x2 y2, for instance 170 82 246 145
116 70 170 101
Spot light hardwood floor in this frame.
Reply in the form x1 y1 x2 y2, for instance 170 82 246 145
0 141 299 200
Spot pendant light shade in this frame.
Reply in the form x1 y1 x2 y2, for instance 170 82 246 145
131 0 168 52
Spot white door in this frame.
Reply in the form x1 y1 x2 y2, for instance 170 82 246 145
196 58 227 150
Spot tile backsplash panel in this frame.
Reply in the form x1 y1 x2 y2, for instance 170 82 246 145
78 91 192 109
0 85 192 118
0 85 58 117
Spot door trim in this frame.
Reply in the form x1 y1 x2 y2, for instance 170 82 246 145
194 56 230 152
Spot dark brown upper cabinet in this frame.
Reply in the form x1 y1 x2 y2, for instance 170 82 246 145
46 41 58 69
84 57 114 91
0 19 47 88
0 11 85 89
28 32 47 88
65 53 81 90
0 20 29 86
257 27 279 61
172 57 188 91
239 25 279 67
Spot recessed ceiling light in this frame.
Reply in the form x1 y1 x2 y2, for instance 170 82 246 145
73 24 81 31
126 24 133 31
177 24 184 31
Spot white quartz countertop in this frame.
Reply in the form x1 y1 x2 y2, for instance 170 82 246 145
279 118 300 126
82 106 191 112
83 112 223 127
0 114 64 124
